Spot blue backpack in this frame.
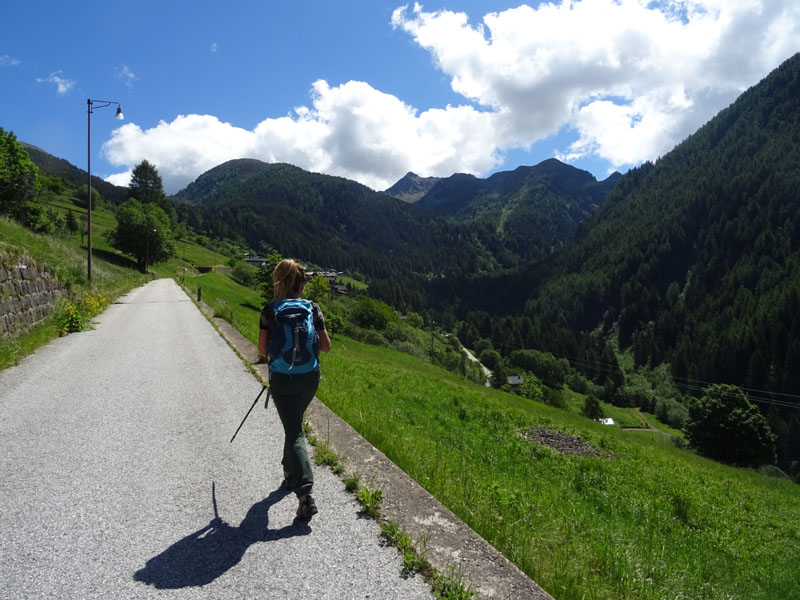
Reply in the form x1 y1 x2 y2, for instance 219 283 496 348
267 299 320 374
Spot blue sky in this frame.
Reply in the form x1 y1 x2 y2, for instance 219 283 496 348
2 0 798 194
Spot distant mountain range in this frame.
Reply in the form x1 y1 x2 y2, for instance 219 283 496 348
394 159 621 261
172 156 614 277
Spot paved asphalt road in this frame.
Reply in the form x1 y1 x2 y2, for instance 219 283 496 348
0 279 433 600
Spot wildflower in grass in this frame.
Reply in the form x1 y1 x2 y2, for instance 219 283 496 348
58 299 85 334
58 291 110 334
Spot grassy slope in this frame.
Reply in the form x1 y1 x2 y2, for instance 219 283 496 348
181 271 264 342
315 339 799 600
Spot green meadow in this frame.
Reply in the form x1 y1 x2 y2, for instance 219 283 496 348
314 339 800 600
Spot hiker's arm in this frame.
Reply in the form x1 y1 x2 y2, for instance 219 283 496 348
258 329 268 358
318 328 331 353
313 303 331 353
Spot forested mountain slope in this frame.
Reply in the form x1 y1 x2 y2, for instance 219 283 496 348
416 159 620 261
22 143 129 205
518 52 800 396
173 161 509 290
173 158 616 292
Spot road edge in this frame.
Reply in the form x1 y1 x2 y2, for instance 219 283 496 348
183 281 554 600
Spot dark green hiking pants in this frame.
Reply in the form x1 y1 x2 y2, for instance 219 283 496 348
269 369 320 497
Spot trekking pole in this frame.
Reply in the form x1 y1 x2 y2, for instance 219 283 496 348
229 385 268 444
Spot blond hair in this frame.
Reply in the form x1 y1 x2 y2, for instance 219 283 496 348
272 259 306 300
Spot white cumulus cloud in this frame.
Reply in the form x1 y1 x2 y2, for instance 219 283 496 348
103 80 501 193
392 0 800 168
102 0 800 193
36 71 76 95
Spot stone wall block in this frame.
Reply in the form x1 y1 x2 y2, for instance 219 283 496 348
0 250 67 337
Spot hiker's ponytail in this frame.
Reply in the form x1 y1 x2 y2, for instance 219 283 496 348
273 259 306 300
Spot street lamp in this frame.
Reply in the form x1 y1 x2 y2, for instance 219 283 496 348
86 99 124 282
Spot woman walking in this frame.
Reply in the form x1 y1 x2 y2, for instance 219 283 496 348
258 259 331 520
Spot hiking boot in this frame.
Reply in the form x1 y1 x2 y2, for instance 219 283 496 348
296 494 318 520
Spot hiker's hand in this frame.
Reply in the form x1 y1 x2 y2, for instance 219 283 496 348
256 355 268 364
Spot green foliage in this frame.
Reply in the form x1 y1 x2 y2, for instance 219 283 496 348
128 159 175 220
581 395 604 420
472 338 493 355
355 484 383 519
478 348 502 371
343 473 360 493
510 349 571 388
312 439 341 469
380 522 430 576
684 384 777 468
65 209 78 233
75 184 102 208
229 260 257 288
406 311 424 328
304 273 330 302
431 567 475 600
0 127 41 221
255 252 282 301
57 291 110 334
350 295 399 330
107 199 176 272
542 386 566 409
519 371 544 402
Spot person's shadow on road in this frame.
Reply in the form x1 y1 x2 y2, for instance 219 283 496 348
133 485 310 589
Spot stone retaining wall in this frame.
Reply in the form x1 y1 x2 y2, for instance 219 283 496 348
0 249 66 337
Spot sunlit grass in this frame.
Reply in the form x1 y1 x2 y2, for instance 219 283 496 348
180 271 264 342
336 275 368 291
316 337 800 600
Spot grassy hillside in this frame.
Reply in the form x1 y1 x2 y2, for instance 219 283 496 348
316 340 799 600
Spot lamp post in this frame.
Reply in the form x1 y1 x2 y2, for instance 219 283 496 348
87 99 123 282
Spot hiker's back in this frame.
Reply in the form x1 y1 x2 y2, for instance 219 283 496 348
265 299 320 374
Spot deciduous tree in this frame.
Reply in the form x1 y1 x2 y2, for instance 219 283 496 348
0 127 40 220
683 384 776 468
256 252 283 301
107 199 175 272
305 274 330 303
